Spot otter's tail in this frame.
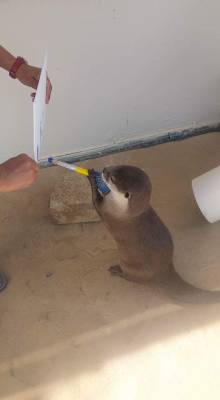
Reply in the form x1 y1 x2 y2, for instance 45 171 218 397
152 265 220 305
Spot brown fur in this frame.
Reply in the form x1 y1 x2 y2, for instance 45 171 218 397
89 165 174 283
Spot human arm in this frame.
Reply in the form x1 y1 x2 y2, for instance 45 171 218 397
0 45 52 103
0 45 16 71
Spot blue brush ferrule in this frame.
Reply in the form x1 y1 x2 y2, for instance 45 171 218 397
95 172 110 195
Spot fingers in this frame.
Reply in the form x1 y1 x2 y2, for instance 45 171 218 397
16 153 39 170
46 77 52 104
17 64 52 104
31 75 39 90
0 154 39 192
18 154 39 183
31 77 52 104
31 92 36 102
29 75 39 101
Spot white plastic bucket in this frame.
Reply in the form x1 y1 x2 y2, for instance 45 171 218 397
192 166 220 223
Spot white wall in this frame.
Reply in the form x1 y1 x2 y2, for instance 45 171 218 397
0 0 220 162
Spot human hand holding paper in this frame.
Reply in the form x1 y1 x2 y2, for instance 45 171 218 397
17 64 52 104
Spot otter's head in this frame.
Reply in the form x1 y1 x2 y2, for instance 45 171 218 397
102 165 152 219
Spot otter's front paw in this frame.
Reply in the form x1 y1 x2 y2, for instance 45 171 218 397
108 265 124 277
88 169 103 204
88 169 97 189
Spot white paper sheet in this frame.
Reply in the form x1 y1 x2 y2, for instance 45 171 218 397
33 54 47 162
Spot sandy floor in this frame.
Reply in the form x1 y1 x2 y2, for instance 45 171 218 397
1 133 220 400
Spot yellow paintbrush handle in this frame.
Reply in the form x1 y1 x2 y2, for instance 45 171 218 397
75 166 89 176
48 158 89 176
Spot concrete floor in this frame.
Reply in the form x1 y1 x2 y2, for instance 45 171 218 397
1 133 220 400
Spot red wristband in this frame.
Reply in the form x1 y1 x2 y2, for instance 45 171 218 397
9 57 27 79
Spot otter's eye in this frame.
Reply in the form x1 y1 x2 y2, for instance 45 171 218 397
124 192 130 198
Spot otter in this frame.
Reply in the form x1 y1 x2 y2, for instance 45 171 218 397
88 165 173 283
88 165 220 304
